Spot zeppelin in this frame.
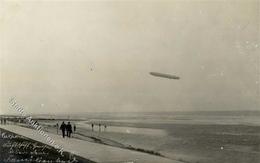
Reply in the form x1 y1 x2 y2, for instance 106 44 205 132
150 72 180 80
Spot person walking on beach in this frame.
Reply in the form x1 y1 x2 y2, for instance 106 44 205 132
66 122 72 138
73 124 76 133
91 123 94 131
60 121 66 138
98 123 101 132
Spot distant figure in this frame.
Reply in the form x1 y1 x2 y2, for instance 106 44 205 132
104 125 107 131
98 123 101 132
73 124 76 132
91 123 94 131
4 119 6 125
1 118 3 124
56 123 59 134
60 121 66 138
66 122 72 138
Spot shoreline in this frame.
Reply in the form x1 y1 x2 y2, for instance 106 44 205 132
1 124 176 163
2 114 260 163
17 123 168 158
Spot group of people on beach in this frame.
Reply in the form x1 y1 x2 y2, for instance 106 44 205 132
91 123 107 132
57 122 108 138
58 121 76 138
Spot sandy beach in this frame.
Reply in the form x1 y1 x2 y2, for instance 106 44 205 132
31 111 260 163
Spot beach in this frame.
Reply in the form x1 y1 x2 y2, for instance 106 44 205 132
33 111 260 163
0 128 93 163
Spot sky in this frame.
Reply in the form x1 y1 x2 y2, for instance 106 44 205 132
0 0 259 115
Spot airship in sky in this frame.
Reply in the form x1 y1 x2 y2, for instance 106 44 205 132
150 72 180 80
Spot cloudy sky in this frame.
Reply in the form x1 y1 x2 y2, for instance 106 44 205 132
1 0 259 114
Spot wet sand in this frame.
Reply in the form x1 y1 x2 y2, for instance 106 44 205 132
40 120 260 163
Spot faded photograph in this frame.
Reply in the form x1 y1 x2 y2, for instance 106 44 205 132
0 0 260 163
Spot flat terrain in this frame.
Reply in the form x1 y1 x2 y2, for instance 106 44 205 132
0 128 92 163
3 111 260 163
0 124 178 163
37 118 260 163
